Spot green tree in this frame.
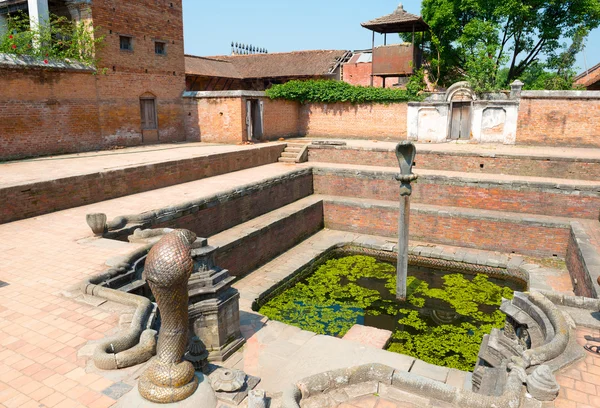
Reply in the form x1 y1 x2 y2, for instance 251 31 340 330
418 0 600 87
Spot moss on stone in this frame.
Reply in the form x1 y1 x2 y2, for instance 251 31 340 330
259 255 514 371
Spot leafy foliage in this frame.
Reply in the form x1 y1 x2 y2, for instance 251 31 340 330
265 80 423 104
415 0 600 88
0 12 103 66
259 255 515 371
406 68 427 95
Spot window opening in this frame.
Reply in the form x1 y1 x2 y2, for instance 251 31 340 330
120 35 133 51
155 41 166 55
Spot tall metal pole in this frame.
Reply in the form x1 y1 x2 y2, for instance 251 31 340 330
395 142 417 301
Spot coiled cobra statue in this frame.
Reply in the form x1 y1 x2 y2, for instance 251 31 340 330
138 229 199 403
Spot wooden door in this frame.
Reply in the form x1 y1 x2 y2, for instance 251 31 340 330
140 98 158 143
449 102 471 140
246 99 253 140
140 98 157 130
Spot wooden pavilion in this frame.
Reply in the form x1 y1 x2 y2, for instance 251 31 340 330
361 3 429 87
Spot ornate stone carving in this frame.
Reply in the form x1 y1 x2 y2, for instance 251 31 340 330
138 229 199 403
188 242 245 361
211 368 246 392
86 213 107 235
526 365 559 401
184 336 209 373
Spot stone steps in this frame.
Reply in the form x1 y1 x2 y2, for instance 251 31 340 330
321 195 573 258
209 195 324 277
310 162 600 220
307 143 600 180
278 142 309 163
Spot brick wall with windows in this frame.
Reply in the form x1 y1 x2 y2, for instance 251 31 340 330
0 0 186 160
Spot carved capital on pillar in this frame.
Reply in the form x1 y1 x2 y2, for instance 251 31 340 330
395 141 418 196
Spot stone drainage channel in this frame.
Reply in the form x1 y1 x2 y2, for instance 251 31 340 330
74 223 592 408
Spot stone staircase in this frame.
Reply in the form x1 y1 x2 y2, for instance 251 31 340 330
278 142 308 163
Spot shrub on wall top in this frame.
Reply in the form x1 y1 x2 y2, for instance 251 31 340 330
265 80 423 104
0 13 103 66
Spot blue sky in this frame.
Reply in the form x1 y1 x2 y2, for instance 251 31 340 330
182 0 600 74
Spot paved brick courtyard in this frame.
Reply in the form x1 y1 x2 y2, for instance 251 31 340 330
1 142 600 407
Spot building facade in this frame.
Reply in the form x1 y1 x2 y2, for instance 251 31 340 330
0 0 186 160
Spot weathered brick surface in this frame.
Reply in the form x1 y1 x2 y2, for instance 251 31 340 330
313 170 600 220
308 146 600 181
0 0 186 160
299 103 407 140
184 97 244 143
565 229 594 297
151 171 313 237
185 97 300 143
342 62 400 88
517 97 600 147
262 98 300 140
215 201 323 276
0 145 285 224
0 68 102 159
323 199 570 257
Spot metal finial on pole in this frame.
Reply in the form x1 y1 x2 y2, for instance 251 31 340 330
395 142 417 301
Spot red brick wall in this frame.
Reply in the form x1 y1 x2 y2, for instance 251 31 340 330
0 145 285 224
313 171 600 220
566 230 594 297
215 202 323 276
342 62 400 88
261 98 300 140
0 0 186 160
0 68 101 159
299 103 407 140
92 0 186 145
307 147 600 181
152 172 314 237
184 97 244 143
323 200 570 258
517 97 600 147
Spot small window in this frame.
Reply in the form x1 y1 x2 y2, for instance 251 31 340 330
120 35 133 51
155 41 166 55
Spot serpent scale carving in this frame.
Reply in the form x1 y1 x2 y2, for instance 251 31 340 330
138 229 199 403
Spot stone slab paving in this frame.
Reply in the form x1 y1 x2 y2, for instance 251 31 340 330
0 142 284 188
0 163 301 408
342 325 393 349
548 326 600 408
0 153 592 408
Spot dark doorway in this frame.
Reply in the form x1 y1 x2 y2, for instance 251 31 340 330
246 99 263 140
449 102 471 140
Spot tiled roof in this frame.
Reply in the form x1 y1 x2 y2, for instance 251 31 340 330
185 50 350 79
184 56 242 79
575 62 600 88
361 4 429 33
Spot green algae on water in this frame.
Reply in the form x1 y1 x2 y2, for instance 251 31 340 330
258 254 516 371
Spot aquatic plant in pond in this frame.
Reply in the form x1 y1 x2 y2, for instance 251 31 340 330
259 255 517 371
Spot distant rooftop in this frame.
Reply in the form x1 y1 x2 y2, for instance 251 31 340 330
361 3 429 34
185 49 351 79
575 62 600 90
